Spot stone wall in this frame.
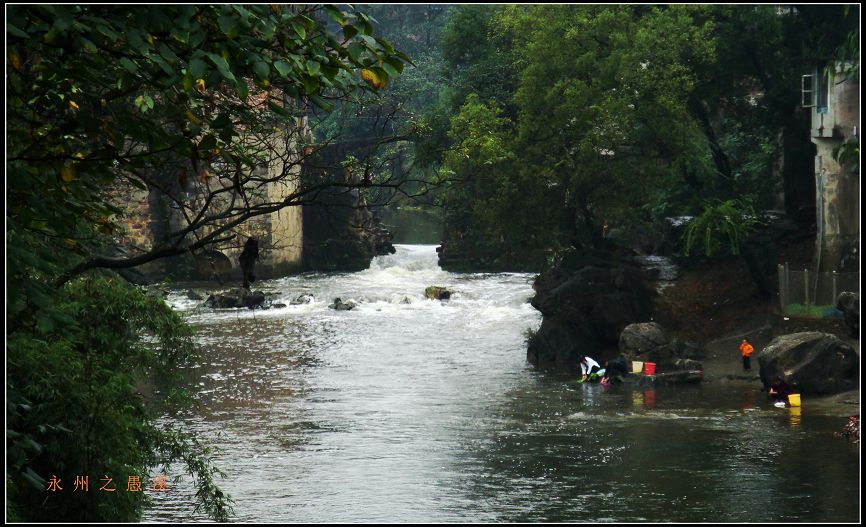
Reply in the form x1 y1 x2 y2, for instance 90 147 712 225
112 122 306 282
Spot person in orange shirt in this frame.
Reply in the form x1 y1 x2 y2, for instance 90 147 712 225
739 339 755 372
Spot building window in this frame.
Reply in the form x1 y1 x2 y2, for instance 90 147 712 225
801 74 815 108
816 64 830 114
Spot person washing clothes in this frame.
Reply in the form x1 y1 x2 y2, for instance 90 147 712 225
601 357 630 384
768 377 793 406
579 355 602 382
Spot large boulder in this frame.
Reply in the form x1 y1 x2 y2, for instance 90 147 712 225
836 292 859 338
527 245 656 371
618 322 703 369
758 332 859 396
620 322 670 360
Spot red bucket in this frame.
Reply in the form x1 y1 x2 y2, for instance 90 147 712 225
644 362 657 375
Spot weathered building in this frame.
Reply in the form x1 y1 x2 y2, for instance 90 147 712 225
804 61 860 271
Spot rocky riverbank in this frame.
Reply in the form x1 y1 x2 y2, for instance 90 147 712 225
525 227 860 418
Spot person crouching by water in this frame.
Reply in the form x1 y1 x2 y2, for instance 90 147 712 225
768 376 793 406
739 339 754 372
580 355 602 382
601 357 629 384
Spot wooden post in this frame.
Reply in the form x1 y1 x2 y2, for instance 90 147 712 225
778 264 785 312
804 268 810 311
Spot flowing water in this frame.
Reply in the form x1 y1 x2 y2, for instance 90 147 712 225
146 245 859 523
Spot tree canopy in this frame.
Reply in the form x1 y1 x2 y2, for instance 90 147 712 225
6 5 410 521
420 4 858 272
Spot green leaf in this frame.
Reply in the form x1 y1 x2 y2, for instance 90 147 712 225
189 57 207 79
7 22 29 39
291 21 306 40
159 42 179 64
347 42 364 62
23 468 45 491
235 78 248 99
309 95 333 112
324 5 346 26
253 60 270 80
189 29 207 48
342 25 358 40
383 56 404 74
119 57 138 74
206 52 236 82
273 60 291 78
381 62 399 79
218 15 238 38
198 134 217 151
268 100 291 117
306 60 320 76
300 74 319 94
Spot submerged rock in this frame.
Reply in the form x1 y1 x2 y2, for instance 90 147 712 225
291 294 314 305
758 332 859 396
204 288 266 309
329 297 357 311
424 286 452 300
186 290 205 301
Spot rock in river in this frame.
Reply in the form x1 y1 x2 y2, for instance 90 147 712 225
330 298 357 311
758 332 859 396
425 286 452 300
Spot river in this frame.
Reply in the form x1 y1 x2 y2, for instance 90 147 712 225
146 245 859 523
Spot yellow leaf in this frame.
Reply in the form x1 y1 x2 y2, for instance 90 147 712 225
186 111 201 125
196 78 206 92
360 68 386 89
61 166 75 182
9 50 21 72
69 100 80 111
146 34 155 45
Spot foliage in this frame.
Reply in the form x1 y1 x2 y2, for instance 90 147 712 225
309 5 452 213
7 4 410 294
682 199 763 257
419 5 857 273
783 303 843 319
7 277 232 522
7 5 410 521
833 138 859 173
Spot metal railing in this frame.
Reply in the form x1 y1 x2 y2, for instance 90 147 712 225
778 263 859 318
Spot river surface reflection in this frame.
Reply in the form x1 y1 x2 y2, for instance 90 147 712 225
145 245 859 522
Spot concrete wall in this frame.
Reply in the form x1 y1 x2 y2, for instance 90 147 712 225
810 62 860 272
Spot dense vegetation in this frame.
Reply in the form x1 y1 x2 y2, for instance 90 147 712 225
409 5 858 272
5 4 859 521
7 5 406 521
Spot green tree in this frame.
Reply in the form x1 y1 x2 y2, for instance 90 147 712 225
7 5 409 521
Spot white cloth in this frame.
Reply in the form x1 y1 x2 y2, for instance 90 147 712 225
580 357 600 376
